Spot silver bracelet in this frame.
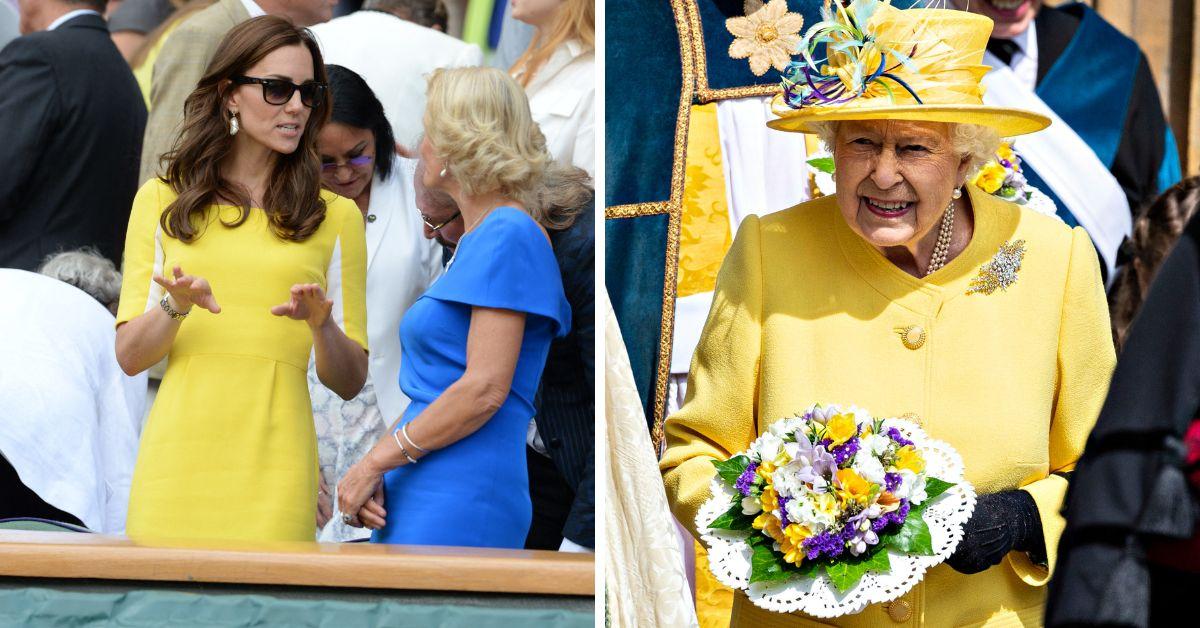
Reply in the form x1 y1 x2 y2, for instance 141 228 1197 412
159 294 189 320
401 424 429 454
392 430 418 465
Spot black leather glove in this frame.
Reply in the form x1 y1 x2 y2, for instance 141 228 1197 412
946 489 1046 574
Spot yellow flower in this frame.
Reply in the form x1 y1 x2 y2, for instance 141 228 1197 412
780 524 812 565
996 142 1016 164
836 469 872 506
754 511 787 546
825 413 858 446
757 460 776 484
726 0 804 77
972 162 1007 194
759 485 779 513
894 446 926 473
815 491 839 518
825 39 884 96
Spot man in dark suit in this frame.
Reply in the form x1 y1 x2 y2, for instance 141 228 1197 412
0 0 147 271
529 192 595 552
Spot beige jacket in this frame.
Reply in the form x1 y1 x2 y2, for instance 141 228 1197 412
139 0 249 185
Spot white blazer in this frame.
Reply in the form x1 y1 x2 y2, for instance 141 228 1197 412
359 160 445 423
310 11 484 148
521 39 595 177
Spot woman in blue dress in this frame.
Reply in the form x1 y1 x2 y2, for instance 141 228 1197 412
336 66 571 548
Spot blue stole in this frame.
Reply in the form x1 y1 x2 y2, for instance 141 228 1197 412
1024 4 1181 227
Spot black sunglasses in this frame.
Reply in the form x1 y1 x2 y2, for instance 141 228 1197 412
232 75 327 108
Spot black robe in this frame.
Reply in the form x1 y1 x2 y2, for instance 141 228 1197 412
1046 211 1200 626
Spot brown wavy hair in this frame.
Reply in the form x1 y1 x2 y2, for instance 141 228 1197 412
1110 176 1200 349
158 16 332 243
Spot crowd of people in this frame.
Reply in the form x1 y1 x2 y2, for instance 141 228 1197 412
0 0 594 555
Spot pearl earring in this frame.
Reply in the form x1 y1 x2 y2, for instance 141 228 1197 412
952 187 962 200
229 111 239 136
439 167 447 177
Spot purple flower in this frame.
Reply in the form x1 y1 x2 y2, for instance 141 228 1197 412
884 472 902 493
778 496 792 528
735 463 759 496
871 499 912 532
886 427 913 448
802 529 848 561
790 437 837 485
830 437 860 466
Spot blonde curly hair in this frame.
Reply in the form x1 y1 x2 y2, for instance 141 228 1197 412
423 67 551 218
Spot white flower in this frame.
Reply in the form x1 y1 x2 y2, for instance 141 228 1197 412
893 469 928 505
862 433 891 457
852 451 886 486
742 495 762 515
754 432 785 461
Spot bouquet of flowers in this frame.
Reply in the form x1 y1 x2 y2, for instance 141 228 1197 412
971 142 1060 221
697 404 975 617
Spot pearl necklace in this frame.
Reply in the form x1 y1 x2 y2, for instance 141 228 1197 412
924 198 956 277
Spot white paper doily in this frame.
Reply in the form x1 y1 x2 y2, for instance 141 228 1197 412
696 420 977 618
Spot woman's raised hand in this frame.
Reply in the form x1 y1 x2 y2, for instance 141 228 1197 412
270 283 333 329
152 265 221 314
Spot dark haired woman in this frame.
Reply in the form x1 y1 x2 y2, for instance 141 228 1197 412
114 16 368 543
309 65 442 540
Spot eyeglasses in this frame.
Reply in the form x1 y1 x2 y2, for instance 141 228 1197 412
422 210 462 232
232 75 327 108
321 154 373 173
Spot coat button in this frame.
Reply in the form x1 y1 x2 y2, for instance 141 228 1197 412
886 599 912 622
897 325 926 350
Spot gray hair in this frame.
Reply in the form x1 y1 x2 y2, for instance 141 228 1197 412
38 248 122 311
809 120 1002 179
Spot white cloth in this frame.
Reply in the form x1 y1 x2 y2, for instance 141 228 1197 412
312 160 443 542
670 96 812 374
522 40 595 177
0 270 146 533
982 52 1130 283
310 11 484 148
997 20 1038 93
46 9 101 30
604 292 699 628
237 0 264 18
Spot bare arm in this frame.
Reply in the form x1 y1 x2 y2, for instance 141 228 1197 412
338 306 525 527
270 283 367 400
115 265 220 375
110 31 145 64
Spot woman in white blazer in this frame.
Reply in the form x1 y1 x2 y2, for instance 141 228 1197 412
511 0 595 177
309 65 443 541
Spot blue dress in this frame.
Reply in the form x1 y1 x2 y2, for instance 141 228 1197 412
372 207 571 548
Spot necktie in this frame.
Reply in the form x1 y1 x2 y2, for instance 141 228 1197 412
986 38 1021 66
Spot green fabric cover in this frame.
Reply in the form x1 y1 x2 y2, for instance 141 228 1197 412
0 587 593 627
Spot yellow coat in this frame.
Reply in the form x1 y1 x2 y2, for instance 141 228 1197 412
661 188 1115 627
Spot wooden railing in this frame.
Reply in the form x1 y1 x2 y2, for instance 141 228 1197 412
0 530 594 597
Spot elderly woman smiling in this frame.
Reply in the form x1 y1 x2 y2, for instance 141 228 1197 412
660 4 1115 627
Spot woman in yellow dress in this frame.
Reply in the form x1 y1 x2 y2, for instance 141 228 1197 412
114 16 368 543
660 4 1116 626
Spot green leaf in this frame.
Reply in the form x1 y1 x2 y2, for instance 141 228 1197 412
708 502 756 531
748 536 793 584
824 547 892 593
881 514 934 556
806 156 836 175
923 478 955 503
712 455 752 487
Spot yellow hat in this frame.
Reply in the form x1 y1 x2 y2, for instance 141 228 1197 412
768 1 1050 137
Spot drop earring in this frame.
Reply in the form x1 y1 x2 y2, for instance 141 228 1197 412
229 111 240 136
952 187 962 200
439 167 447 177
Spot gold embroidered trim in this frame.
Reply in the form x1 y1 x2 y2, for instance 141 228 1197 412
605 202 672 218
685 0 784 104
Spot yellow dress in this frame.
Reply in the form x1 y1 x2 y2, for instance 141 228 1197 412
661 188 1116 627
116 179 367 543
